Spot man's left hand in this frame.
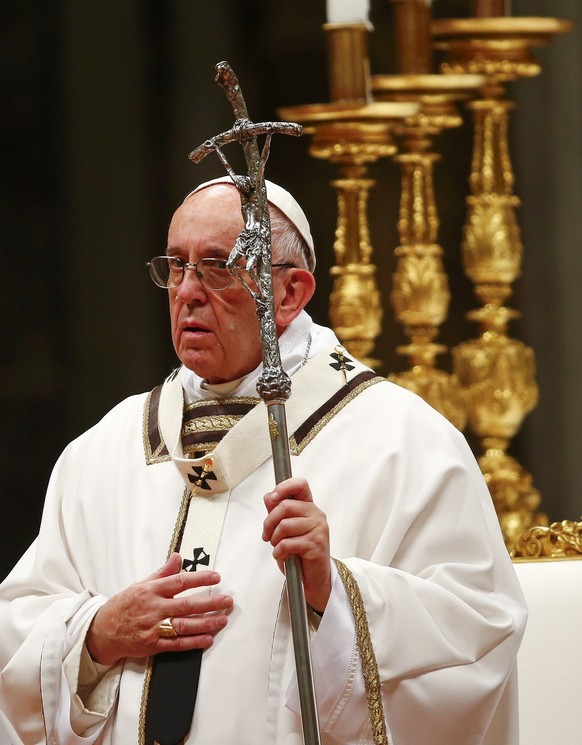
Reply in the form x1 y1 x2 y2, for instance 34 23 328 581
262 477 331 614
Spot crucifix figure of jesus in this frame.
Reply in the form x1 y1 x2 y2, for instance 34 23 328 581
189 60 302 402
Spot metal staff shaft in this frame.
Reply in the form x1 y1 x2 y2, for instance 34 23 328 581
189 61 321 745
268 401 321 745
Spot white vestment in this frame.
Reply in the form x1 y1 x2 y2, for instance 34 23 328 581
0 313 526 745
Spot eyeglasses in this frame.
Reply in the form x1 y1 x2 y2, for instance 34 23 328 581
147 256 295 292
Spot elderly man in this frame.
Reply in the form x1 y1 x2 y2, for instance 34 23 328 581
0 179 526 745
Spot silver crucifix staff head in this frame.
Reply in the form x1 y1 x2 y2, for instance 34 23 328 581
189 61 303 402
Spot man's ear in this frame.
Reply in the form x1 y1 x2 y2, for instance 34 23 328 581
274 269 316 331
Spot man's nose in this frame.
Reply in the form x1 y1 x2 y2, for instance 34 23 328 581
175 266 207 302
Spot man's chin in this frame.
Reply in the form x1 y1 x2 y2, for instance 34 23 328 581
177 343 262 384
178 350 220 381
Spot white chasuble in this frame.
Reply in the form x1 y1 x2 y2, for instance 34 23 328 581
0 317 527 745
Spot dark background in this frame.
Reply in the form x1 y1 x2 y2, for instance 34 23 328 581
2 0 581 580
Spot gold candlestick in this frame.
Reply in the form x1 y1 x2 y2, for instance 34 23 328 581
371 2 484 429
279 23 417 367
472 0 510 18
433 15 571 552
392 0 433 74
433 17 569 84
325 22 371 102
373 73 485 430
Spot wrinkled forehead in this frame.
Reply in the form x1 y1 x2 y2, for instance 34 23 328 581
168 186 244 254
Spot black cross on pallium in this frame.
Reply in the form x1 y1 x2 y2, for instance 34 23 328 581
188 465 217 490
182 547 211 572
329 350 355 373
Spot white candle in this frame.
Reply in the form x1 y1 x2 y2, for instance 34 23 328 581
326 0 370 24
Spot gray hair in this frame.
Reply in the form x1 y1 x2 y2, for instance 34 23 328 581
269 205 315 273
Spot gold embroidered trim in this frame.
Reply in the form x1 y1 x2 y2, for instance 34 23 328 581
167 487 194 556
183 441 218 458
142 389 171 465
148 442 170 464
289 377 384 455
138 661 154 745
183 414 244 434
184 395 259 411
333 558 389 745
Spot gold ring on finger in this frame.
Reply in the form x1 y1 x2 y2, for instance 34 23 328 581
158 617 178 639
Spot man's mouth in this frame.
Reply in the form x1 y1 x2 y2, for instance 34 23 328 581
181 322 211 334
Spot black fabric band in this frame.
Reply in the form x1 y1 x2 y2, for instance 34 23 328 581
144 648 203 745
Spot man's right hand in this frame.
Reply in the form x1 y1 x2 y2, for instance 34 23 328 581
85 553 233 666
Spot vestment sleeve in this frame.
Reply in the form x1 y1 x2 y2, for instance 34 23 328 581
286 404 527 745
63 609 124 735
0 445 122 743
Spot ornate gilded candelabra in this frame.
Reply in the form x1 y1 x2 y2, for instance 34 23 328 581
371 0 485 430
279 23 417 367
433 9 571 551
